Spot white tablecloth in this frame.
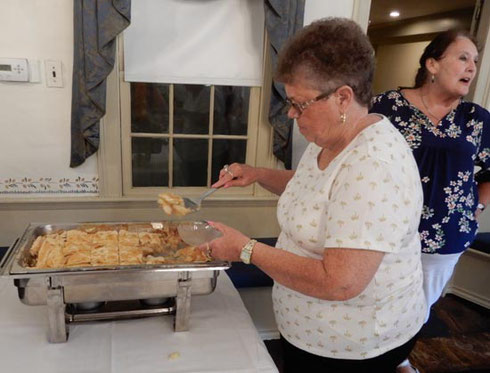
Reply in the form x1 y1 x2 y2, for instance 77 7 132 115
0 273 278 373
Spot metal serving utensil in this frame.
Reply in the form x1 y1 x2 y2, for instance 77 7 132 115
177 221 223 246
182 187 218 213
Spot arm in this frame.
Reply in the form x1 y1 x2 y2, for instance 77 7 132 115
252 242 384 301
212 163 294 196
474 107 490 218
254 167 295 195
206 222 384 301
476 181 490 218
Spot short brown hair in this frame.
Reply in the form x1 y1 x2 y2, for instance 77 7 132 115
414 30 479 88
275 17 375 106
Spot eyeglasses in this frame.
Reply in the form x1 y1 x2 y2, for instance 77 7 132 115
285 90 335 117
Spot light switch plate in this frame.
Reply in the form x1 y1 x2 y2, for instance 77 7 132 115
28 59 41 83
45 59 63 88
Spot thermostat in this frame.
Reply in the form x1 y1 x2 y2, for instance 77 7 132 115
0 58 29 82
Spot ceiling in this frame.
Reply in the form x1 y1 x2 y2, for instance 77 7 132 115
369 0 476 25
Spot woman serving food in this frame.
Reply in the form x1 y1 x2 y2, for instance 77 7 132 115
205 18 426 372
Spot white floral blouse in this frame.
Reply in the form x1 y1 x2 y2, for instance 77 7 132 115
273 118 426 359
371 89 490 254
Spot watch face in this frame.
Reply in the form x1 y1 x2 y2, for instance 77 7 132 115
240 250 250 264
240 240 256 264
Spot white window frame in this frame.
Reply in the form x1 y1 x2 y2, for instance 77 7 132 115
121 84 258 197
99 33 278 201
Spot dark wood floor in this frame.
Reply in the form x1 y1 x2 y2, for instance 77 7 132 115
264 294 490 373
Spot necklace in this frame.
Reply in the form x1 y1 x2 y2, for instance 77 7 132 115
419 91 458 124
420 93 443 123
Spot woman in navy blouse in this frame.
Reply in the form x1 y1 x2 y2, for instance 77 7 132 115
371 30 490 326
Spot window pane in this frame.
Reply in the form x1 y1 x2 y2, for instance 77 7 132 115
130 83 169 134
132 137 169 187
173 139 208 186
211 139 247 184
174 84 210 134
213 86 249 135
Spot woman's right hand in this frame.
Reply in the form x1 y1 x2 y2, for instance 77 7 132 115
212 163 259 189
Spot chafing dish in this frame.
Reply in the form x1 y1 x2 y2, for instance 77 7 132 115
0 222 230 343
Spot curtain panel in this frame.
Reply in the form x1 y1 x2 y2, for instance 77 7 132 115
264 0 305 169
70 0 131 167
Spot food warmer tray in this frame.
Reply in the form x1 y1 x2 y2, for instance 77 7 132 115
0 222 230 343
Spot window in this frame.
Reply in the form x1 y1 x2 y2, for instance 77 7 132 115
128 83 252 188
116 36 275 198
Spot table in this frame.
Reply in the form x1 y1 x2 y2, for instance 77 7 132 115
0 273 278 373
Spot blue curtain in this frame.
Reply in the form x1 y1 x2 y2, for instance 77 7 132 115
264 0 305 169
70 0 131 167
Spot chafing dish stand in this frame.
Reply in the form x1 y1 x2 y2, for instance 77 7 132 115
1 223 229 343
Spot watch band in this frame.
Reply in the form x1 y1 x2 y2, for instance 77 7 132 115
240 239 257 264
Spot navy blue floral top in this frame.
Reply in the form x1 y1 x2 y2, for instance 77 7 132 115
370 89 490 254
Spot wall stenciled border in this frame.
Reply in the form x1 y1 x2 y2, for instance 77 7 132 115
0 176 99 194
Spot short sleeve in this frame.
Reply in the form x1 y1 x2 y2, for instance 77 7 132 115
474 107 490 182
323 154 421 254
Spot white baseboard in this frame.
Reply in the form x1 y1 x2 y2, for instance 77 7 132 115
446 248 490 309
258 330 281 340
446 285 490 309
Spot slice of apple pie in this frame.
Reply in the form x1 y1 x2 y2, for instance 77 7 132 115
157 192 192 216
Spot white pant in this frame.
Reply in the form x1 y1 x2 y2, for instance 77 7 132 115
421 252 463 323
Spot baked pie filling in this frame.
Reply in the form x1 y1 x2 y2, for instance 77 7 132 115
28 225 210 269
157 193 193 216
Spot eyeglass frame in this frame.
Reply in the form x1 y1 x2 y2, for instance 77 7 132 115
284 88 337 117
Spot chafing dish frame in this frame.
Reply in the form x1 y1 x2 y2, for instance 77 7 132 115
0 222 230 343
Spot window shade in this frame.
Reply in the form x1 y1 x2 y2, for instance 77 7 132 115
124 0 265 87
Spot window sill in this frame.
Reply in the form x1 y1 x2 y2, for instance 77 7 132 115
0 195 279 209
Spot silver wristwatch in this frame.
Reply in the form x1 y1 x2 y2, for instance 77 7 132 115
240 239 257 264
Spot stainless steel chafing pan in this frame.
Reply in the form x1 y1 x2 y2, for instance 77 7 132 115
0 222 230 343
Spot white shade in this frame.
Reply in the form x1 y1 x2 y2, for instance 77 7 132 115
124 0 265 87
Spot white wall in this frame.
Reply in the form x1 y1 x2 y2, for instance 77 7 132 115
0 0 98 196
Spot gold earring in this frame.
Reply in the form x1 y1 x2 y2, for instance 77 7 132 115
340 113 346 125
431 74 435 83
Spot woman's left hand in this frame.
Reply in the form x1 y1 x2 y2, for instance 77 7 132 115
200 221 250 262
